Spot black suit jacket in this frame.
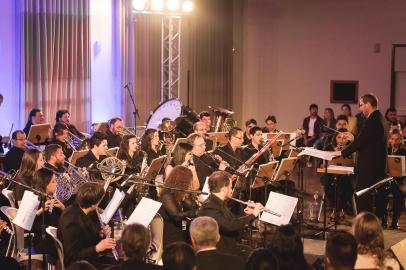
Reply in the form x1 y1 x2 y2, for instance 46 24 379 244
213 143 244 170
106 259 162 270
342 110 388 190
58 204 102 266
197 194 255 255
4 146 25 173
76 150 106 181
196 249 245 270
302 116 324 146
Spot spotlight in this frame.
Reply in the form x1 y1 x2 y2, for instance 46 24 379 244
182 0 193 12
151 0 164 11
167 0 180 11
132 0 147 11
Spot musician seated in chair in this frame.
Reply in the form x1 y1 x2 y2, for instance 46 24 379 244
4 130 26 173
317 115 354 150
23 108 45 136
50 123 74 159
320 128 355 218
117 134 143 175
243 119 257 145
56 109 85 140
44 144 66 173
193 122 213 150
213 127 245 170
197 171 264 257
384 128 406 229
106 223 162 270
32 168 65 258
76 132 108 182
159 166 198 247
106 117 123 149
141 129 166 166
58 182 117 268
199 111 213 132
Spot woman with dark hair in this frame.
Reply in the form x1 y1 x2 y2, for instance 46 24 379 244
269 224 311 270
117 134 144 175
14 149 44 202
141 128 165 166
162 242 196 270
50 122 73 159
165 143 199 190
323 108 336 131
245 248 279 270
352 212 399 270
107 223 162 270
159 166 198 247
32 168 64 257
23 108 44 135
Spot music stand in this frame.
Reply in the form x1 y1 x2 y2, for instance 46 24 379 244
207 132 228 146
145 156 167 181
273 157 298 181
252 161 279 189
70 150 88 165
107 147 119 157
288 148 300 158
271 140 284 158
388 155 405 177
27 123 51 144
265 133 293 150
328 156 355 167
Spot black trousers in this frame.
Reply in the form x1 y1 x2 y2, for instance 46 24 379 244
377 178 405 225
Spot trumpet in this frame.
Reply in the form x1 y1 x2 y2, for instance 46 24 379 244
65 138 77 151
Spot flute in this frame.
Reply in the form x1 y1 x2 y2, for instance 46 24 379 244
230 197 281 217
96 209 119 261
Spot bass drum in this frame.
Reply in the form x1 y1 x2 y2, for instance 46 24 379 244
146 99 182 130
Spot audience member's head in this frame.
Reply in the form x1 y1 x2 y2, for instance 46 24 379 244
385 107 397 124
388 128 404 149
162 242 196 270
121 223 150 261
190 216 220 250
341 104 352 117
309 104 319 117
269 224 309 270
66 260 97 270
325 231 357 270
245 248 279 270
336 115 349 130
352 212 389 268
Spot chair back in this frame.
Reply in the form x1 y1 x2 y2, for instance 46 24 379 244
149 213 164 263
46 226 65 270
2 188 16 208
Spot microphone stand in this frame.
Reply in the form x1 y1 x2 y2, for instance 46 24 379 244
124 82 139 130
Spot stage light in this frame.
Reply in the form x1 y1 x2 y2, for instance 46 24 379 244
151 0 164 11
132 0 147 11
182 0 193 12
167 0 180 11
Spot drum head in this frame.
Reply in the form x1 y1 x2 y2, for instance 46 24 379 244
146 99 182 130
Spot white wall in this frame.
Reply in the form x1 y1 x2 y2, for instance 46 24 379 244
90 0 122 124
0 0 23 135
234 0 406 131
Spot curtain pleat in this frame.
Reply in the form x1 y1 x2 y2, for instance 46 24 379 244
23 0 91 131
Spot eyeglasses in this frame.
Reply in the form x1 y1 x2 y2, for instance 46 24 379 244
232 136 243 140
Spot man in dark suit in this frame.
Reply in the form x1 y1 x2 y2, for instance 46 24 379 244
105 117 123 149
190 216 245 270
58 182 116 268
301 103 324 147
4 130 26 173
76 132 108 181
336 94 388 219
197 171 263 257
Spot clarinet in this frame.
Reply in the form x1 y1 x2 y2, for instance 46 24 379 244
96 210 119 261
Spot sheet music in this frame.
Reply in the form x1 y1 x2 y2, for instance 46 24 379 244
126 197 162 227
298 147 336 160
12 191 40 231
259 192 298 226
200 177 210 201
327 165 354 174
101 188 126 224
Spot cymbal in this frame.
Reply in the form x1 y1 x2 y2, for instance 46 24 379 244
208 106 234 115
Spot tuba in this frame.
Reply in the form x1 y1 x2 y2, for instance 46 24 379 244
208 106 237 132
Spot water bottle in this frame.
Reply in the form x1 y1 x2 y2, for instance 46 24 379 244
309 192 319 222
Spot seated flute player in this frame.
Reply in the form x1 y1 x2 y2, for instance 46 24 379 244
197 171 264 258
